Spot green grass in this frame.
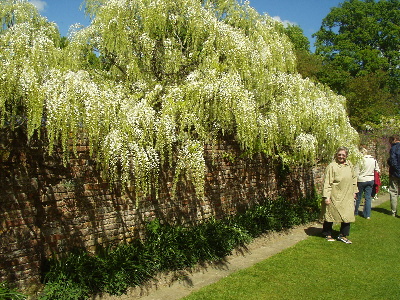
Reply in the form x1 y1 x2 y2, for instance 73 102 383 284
183 200 400 300
0 281 26 300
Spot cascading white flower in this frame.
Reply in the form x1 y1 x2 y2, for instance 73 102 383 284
0 0 361 202
174 139 206 198
0 13 59 135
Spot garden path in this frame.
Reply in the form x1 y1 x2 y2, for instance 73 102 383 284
96 193 389 300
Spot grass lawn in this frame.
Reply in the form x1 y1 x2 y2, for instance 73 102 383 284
183 199 400 300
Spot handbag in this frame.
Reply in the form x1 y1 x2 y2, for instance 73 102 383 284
372 161 381 197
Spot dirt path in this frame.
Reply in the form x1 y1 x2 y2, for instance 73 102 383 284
95 194 389 300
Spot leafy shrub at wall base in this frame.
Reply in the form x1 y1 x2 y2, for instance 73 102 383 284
40 195 320 299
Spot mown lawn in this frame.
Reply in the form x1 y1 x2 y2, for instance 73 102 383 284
183 199 400 300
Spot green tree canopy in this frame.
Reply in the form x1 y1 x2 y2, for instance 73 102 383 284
314 0 400 84
283 24 310 52
281 24 325 81
313 0 400 127
0 0 360 199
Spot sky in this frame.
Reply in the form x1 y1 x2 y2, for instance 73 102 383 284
30 0 345 51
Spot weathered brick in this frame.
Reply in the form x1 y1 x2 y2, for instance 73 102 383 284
0 138 327 289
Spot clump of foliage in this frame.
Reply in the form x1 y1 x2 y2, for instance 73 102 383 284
361 116 400 138
358 115 400 175
380 173 389 188
40 195 320 299
313 0 400 128
0 282 26 300
0 0 360 200
314 0 400 89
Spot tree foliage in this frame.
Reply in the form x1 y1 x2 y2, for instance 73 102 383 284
0 0 360 200
313 0 400 128
314 0 400 82
281 24 325 82
283 24 310 52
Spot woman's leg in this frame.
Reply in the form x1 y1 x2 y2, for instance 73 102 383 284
363 181 374 218
322 221 333 237
355 182 364 215
340 222 351 237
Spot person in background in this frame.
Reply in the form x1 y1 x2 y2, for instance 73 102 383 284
322 147 358 244
354 147 380 219
388 135 400 217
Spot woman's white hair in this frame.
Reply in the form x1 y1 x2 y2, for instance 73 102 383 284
336 146 349 156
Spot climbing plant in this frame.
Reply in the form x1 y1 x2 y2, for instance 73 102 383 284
0 0 360 200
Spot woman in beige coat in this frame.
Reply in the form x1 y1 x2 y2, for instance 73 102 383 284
322 147 358 244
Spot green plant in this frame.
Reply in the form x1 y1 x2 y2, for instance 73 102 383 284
380 173 389 188
42 248 106 298
145 220 192 270
39 276 89 300
202 218 252 259
229 196 320 238
100 241 157 295
222 152 236 164
0 282 26 300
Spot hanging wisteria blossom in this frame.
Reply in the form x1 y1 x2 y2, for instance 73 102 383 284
0 0 360 201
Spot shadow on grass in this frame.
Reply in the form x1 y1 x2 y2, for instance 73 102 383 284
371 207 392 216
304 226 322 237
137 258 232 292
304 225 345 240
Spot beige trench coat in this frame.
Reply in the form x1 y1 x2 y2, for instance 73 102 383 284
322 160 358 223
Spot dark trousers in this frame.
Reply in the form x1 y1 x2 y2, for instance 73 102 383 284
322 221 350 237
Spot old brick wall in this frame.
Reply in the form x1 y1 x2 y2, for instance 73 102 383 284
360 133 391 175
0 134 322 289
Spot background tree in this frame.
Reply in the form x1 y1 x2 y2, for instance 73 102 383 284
282 24 324 81
313 0 400 128
283 24 310 52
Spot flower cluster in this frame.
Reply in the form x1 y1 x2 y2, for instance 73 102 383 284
174 139 206 198
0 0 361 202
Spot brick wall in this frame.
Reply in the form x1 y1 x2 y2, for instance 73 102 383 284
360 133 390 175
0 133 323 289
